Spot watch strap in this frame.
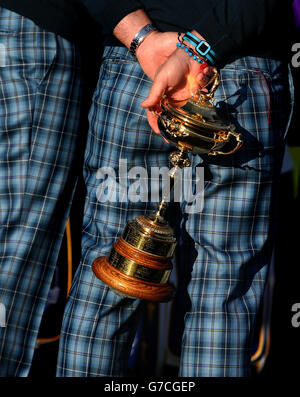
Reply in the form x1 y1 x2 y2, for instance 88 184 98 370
129 24 157 57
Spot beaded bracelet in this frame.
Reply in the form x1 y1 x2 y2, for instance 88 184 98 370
177 33 208 68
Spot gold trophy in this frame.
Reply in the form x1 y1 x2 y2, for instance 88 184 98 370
92 71 243 302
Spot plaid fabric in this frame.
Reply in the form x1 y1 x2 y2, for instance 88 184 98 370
0 8 85 376
57 46 292 377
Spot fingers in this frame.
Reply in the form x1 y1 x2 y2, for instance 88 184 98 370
146 110 169 143
166 98 188 108
141 75 167 109
203 65 213 75
196 72 209 85
146 109 160 134
196 66 214 84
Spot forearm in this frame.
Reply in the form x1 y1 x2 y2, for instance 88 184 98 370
112 9 179 82
113 10 207 54
113 9 153 49
106 7 214 134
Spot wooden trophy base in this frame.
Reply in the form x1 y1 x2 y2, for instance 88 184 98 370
92 256 175 302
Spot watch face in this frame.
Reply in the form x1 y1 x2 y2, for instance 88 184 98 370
196 41 210 56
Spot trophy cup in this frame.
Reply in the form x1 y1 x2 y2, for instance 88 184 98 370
92 71 243 302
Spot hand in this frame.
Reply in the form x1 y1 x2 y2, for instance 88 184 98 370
113 9 178 81
136 30 178 81
141 47 214 134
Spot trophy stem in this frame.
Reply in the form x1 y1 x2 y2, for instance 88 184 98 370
153 165 178 222
154 148 191 223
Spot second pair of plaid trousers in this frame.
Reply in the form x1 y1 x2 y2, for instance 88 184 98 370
0 8 86 376
57 46 293 377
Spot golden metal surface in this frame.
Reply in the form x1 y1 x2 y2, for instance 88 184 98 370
108 249 171 284
154 70 243 157
122 218 177 258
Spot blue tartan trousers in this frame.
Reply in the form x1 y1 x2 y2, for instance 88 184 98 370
0 8 85 376
57 46 293 377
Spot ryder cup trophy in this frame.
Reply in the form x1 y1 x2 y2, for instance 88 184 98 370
92 71 243 302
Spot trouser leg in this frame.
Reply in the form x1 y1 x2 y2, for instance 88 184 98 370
179 58 291 376
0 8 85 376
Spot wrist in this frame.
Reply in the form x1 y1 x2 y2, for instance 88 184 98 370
176 33 209 69
135 29 157 58
130 24 158 57
136 31 178 59
181 30 216 65
189 30 206 43
113 9 153 49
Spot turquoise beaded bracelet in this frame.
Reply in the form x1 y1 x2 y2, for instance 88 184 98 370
176 34 208 68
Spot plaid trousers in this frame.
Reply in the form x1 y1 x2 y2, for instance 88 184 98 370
57 46 292 377
0 8 85 376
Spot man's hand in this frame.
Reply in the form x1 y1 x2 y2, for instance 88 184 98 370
141 48 214 134
113 10 178 81
135 30 178 81
114 11 214 136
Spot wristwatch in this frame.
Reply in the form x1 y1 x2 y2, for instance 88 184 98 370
129 24 157 57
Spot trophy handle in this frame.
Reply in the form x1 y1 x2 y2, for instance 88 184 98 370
189 68 219 106
210 130 243 156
